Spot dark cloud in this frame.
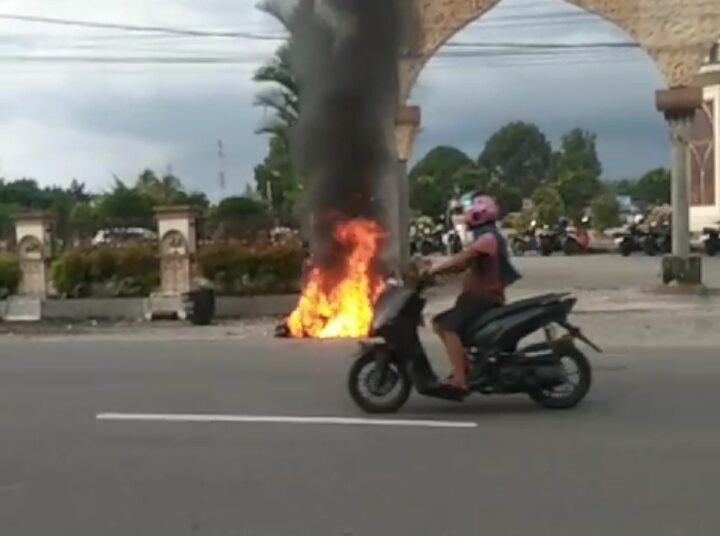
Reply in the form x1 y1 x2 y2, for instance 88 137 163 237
0 0 676 192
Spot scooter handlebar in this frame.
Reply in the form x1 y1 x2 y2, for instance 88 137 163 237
415 272 437 293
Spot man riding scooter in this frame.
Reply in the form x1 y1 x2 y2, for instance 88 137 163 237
424 194 521 393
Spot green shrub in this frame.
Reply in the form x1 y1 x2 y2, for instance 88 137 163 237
198 240 302 295
113 244 159 296
49 240 300 298
51 250 92 297
51 244 159 298
0 253 20 298
88 247 117 281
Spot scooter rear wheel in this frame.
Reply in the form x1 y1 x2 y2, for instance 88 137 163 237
528 346 592 409
348 351 412 414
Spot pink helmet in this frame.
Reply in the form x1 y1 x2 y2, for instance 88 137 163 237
466 195 499 227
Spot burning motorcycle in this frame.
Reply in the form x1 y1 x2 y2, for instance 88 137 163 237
347 278 599 414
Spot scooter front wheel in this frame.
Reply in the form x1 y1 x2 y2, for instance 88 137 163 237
348 351 411 414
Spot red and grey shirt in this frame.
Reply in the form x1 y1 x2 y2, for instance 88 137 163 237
462 233 505 305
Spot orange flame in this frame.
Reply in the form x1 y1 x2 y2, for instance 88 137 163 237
287 219 385 338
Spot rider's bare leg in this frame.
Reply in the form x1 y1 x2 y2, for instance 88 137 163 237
433 321 468 389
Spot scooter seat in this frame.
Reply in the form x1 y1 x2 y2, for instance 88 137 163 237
465 293 564 335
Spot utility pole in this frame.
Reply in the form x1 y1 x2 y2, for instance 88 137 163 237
217 139 226 193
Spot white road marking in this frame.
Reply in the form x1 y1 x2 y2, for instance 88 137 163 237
96 413 477 429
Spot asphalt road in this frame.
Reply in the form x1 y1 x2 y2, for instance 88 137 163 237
2 337 719 535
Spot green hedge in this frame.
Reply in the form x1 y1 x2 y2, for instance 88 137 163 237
0 253 20 299
198 240 303 295
49 240 303 298
51 244 159 298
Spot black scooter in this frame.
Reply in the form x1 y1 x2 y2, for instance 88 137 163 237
510 221 539 255
702 224 720 256
644 222 671 256
348 280 600 414
614 223 649 256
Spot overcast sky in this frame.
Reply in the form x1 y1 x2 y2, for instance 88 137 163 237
0 0 671 198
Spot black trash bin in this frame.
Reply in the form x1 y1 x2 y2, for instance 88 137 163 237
183 287 216 326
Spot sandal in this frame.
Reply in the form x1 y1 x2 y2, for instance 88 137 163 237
443 374 469 395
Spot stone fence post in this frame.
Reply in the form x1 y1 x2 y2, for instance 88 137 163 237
4 211 55 321
14 211 54 298
146 206 202 319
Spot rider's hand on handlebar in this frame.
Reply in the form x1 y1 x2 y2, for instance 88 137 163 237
417 267 437 289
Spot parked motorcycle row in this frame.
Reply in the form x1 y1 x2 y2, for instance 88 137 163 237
409 202 466 257
612 215 720 257
511 217 591 257
411 209 720 259
612 216 671 257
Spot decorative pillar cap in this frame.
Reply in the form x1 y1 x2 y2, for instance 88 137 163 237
656 86 703 117
153 205 203 221
13 210 55 223
396 105 421 126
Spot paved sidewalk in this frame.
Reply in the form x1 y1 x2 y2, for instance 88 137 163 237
426 286 720 316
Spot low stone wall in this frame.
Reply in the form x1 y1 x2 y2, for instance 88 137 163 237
215 295 297 318
41 298 147 321
0 295 298 322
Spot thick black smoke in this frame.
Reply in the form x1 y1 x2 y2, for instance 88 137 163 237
287 0 403 273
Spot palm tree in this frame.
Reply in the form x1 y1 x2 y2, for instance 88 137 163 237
253 45 299 144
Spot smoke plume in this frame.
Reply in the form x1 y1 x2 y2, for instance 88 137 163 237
286 0 403 273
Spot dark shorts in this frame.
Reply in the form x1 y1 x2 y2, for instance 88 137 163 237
433 292 498 335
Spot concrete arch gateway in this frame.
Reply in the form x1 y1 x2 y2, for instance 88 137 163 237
393 0 720 284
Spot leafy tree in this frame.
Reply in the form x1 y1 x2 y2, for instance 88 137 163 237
591 192 620 231
546 129 604 222
67 179 90 202
411 146 474 187
180 191 210 208
552 128 602 179
409 175 447 218
96 180 153 228
0 178 45 208
605 168 670 206
610 178 636 197
451 166 492 196
409 146 475 216
254 136 299 215
69 202 99 244
478 122 552 197
216 196 267 220
489 181 524 215
135 169 187 206
0 203 20 241
635 168 670 205
554 170 603 223
531 185 565 225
